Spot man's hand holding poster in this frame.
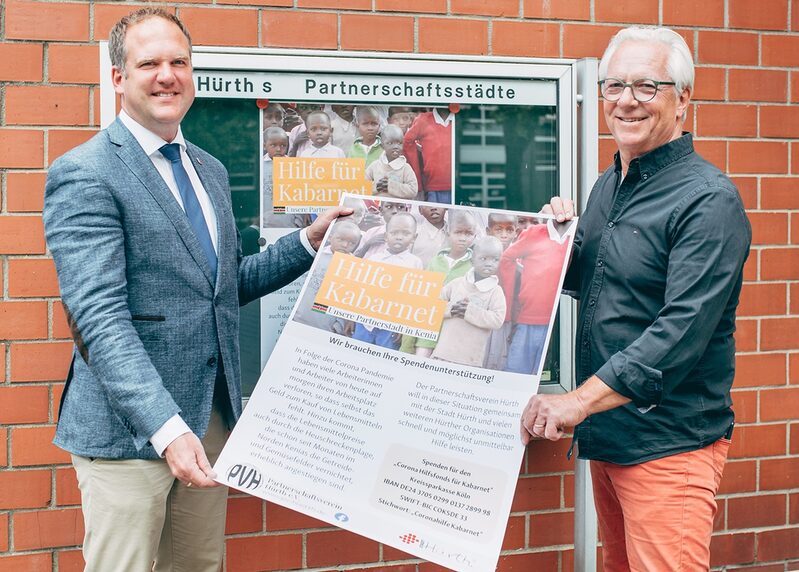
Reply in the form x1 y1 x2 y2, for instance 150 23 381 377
215 195 576 571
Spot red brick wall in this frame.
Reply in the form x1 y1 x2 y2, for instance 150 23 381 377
0 1 797 570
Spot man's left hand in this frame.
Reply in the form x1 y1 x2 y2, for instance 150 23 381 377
306 206 354 251
520 392 588 444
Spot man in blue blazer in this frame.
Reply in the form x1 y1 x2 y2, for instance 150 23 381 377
43 8 346 571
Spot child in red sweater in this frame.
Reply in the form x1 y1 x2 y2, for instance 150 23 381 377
403 108 453 204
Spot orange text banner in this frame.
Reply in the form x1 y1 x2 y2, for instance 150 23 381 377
273 157 371 212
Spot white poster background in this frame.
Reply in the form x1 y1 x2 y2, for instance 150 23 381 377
216 197 576 571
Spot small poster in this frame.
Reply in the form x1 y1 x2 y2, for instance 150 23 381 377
217 195 576 571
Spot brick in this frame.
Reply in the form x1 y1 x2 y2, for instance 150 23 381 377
730 141 788 174
214 0 291 5
55 550 84 572
735 353 787 387
0 301 48 340
563 24 621 59
265 501 328 531
0 129 44 168
93 4 173 41
595 0 657 24
225 496 263 534
307 530 379 566
792 492 799 522
761 248 799 280
732 176 758 210
492 21 559 58
52 301 72 340
730 0 789 30
0 345 5 383
698 31 759 66
0 216 46 254
226 534 303 571
793 283 799 314
6 172 46 212
180 9 258 47
762 35 799 67
762 317 799 350
49 44 100 84
8 259 59 298
5 86 90 127
511 475 561 511
524 0 589 19
262 10 337 49
742 250 758 281
381 544 416 561
663 0 724 27
52 383 66 421
13 507 83 550
749 213 789 246
451 0 518 16
11 425 70 466
761 106 799 139
761 457 799 490
0 512 7 552
728 494 787 529
48 129 98 165
419 18 488 55
598 137 618 171
0 43 43 81
693 67 726 102
709 533 755 567
10 342 72 383
0 428 7 467
729 70 789 104
5 1 89 41
298 0 369 8
792 353 799 384
762 177 799 209
0 385 50 424
693 139 727 171
524 436 573 473
340 15 413 52
529 511 573 547
0 553 51 572
56 467 81 506
758 527 799 561
793 71 799 104
0 469 52 508
728 423 786 459
696 104 756 138
794 142 799 175
734 319 758 352
496 550 559 572
714 498 726 531
731 389 758 423
794 0 799 31
792 214 799 245
761 387 799 421
502 515 526 550
375 0 446 13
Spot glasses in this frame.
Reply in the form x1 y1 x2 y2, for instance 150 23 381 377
598 78 676 103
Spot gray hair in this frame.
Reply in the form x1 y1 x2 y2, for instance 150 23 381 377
598 27 694 93
109 8 192 76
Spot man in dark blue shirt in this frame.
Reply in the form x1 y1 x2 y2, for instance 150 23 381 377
520 27 751 571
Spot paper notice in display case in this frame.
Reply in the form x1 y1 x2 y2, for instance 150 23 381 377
216 195 576 572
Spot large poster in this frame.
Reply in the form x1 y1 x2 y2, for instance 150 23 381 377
217 195 576 571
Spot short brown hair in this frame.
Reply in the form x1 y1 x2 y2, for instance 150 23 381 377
108 8 192 75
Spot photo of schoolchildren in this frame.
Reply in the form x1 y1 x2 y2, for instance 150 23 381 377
262 102 285 129
290 110 346 158
293 220 362 332
261 126 306 229
356 200 412 258
387 106 416 134
365 124 418 200
351 212 423 349
500 218 572 375
406 210 477 357
431 236 506 367
325 104 358 151
411 204 449 267
404 107 454 204
347 106 383 167
483 213 518 370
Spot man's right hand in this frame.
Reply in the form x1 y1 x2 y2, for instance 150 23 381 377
541 197 575 223
164 433 219 488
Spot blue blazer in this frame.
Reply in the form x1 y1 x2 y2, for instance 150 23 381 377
43 119 313 460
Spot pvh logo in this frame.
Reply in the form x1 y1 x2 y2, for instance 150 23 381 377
226 464 262 490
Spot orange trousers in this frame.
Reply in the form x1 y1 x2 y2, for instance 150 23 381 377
591 438 730 572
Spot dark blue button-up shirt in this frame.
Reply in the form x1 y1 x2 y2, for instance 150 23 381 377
566 134 751 464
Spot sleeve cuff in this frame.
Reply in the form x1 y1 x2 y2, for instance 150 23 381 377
596 352 663 408
299 228 317 256
150 414 192 457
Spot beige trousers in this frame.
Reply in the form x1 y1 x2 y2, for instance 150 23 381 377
72 406 230 572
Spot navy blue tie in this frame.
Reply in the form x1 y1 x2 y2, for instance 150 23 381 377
159 143 217 277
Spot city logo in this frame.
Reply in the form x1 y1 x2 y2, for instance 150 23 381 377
334 512 350 523
399 533 419 545
226 463 262 490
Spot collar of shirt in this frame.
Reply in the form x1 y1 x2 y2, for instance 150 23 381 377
119 109 186 157
355 137 381 152
465 268 498 291
379 152 407 170
546 219 571 244
433 108 454 127
264 155 273 163
613 132 694 182
442 247 472 265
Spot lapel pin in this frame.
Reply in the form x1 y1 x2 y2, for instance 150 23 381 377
195 157 203 165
